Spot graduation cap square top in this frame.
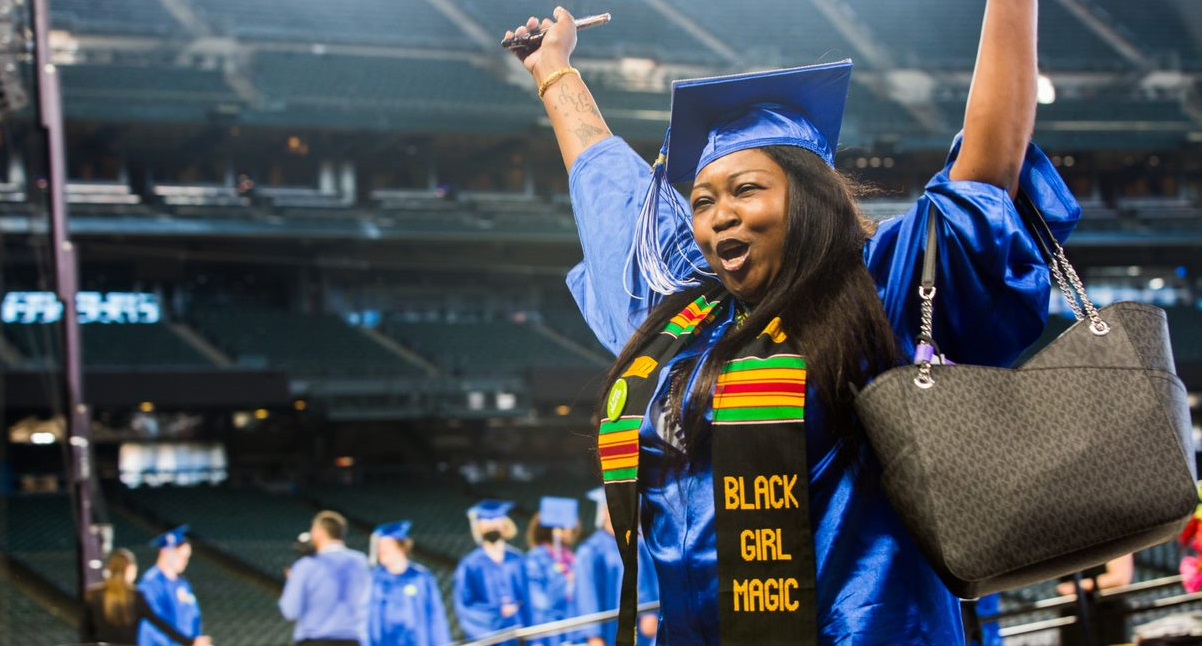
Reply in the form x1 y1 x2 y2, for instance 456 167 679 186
663 59 853 183
373 520 413 542
467 499 515 521
538 496 579 529
150 525 190 549
586 486 605 505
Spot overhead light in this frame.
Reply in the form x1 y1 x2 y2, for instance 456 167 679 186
31 431 56 445
139 401 155 413
1037 74 1056 105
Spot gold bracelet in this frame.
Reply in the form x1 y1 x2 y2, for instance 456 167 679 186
537 67 580 99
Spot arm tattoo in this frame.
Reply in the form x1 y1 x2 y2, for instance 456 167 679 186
557 84 601 118
572 122 605 147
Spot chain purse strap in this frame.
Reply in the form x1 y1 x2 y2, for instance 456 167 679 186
914 195 1109 388
1015 192 1110 336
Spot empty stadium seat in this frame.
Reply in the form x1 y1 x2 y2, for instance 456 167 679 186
188 305 425 378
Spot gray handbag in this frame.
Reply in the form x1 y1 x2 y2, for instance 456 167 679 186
854 198 1197 599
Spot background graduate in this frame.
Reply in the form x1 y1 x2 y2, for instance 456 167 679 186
454 499 529 645
574 488 659 646
523 496 580 646
138 526 203 646
367 520 452 646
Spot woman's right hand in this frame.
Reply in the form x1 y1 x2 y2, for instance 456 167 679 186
504 6 578 86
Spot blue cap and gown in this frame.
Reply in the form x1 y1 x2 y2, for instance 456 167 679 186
367 520 452 646
524 497 579 646
574 488 659 646
564 60 1080 644
454 500 528 645
137 526 202 646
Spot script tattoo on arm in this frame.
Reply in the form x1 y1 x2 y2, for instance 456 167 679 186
557 85 602 118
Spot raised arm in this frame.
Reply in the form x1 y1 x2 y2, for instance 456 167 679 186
949 0 1038 195
505 6 612 171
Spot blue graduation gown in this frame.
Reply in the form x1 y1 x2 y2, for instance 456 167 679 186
453 545 528 645
368 563 451 646
524 545 576 646
137 566 201 646
574 531 659 646
566 135 1080 645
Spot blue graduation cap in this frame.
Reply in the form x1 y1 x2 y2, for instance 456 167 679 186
538 496 579 529
664 60 853 183
373 520 413 542
467 499 515 521
586 486 606 505
149 525 190 549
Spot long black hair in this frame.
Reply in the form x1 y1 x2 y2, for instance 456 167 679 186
598 145 901 463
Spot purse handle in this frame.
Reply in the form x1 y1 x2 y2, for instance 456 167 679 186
914 195 1109 388
1014 192 1109 337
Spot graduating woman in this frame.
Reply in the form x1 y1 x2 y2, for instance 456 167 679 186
504 1 1079 643
368 521 452 646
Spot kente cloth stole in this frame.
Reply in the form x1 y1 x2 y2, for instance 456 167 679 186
599 292 816 646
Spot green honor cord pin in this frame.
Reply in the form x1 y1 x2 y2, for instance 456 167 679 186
607 378 629 422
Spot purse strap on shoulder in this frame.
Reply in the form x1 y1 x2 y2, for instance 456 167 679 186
1015 192 1110 336
914 203 940 387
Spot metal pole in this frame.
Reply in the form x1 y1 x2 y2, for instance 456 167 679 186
28 0 103 592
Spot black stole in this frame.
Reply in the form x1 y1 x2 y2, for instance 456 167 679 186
599 292 816 645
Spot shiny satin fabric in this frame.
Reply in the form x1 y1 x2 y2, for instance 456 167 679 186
368 563 451 646
524 545 577 646
138 566 203 646
575 530 661 646
566 134 1080 644
454 546 529 645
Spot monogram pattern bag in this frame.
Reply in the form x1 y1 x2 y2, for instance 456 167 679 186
854 198 1196 599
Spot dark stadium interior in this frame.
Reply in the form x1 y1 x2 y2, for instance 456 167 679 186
1 0 1201 643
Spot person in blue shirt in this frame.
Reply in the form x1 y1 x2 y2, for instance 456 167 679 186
279 510 371 645
574 488 659 646
367 520 451 646
453 499 528 645
138 526 203 646
504 2 1077 643
524 496 580 646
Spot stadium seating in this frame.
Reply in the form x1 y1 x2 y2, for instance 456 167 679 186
188 305 425 378
1037 0 1130 71
662 0 863 68
1089 0 1202 70
3 323 214 369
51 0 183 36
60 64 238 104
380 317 606 379
252 54 529 110
0 576 77 646
459 0 725 66
187 0 473 49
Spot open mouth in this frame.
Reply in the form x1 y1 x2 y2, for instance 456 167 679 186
715 239 750 273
